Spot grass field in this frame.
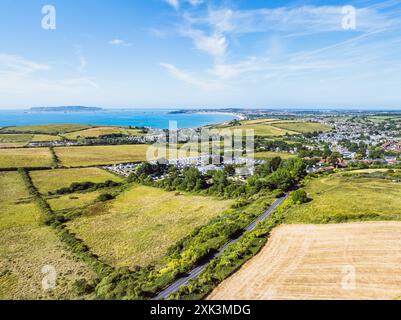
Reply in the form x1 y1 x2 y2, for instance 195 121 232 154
30 167 124 194
67 185 234 268
31 134 62 142
254 151 297 160
47 191 104 212
208 222 401 300
0 172 95 299
63 126 143 140
54 145 150 167
284 174 401 224
0 134 61 147
214 119 330 137
0 148 53 168
0 134 32 144
270 122 331 133
1 124 95 135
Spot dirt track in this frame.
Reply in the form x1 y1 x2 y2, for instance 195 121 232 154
208 222 401 300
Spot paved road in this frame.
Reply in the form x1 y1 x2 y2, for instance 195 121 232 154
152 193 289 300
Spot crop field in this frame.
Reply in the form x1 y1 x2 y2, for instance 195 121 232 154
0 124 95 135
0 148 53 168
284 174 401 224
63 126 143 140
208 222 401 300
30 167 124 194
54 145 150 167
0 172 95 299
270 122 331 133
67 185 234 268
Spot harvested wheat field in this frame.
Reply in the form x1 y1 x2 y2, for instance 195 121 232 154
208 222 401 300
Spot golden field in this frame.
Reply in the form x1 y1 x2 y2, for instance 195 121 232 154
208 222 401 300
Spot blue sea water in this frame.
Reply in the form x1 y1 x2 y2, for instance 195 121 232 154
0 109 236 129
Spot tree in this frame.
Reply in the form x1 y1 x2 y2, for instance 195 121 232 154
291 189 309 204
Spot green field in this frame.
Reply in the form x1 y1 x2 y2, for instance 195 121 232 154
31 134 62 142
270 122 331 133
0 172 95 299
1 124 95 135
254 151 297 160
67 185 234 268
63 126 143 140
54 145 150 167
284 173 401 224
215 119 331 137
0 148 53 168
0 133 61 147
47 191 104 212
30 167 124 194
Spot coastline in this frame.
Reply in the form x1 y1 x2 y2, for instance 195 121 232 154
193 111 246 121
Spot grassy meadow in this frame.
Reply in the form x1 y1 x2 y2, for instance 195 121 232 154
47 191 104 212
54 145 150 167
63 126 143 140
253 151 297 160
0 124 95 135
67 185 234 268
214 119 331 137
270 121 331 133
285 173 401 224
30 167 124 194
0 172 95 299
0 148 53 168
0 134 61 148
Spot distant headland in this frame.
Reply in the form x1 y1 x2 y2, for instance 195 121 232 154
28 106 104 112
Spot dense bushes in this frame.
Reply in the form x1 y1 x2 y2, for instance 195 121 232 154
291 189 310 204
49 146 60 168
169 197 294 300
51 180 122 195
97 193 115 201
130 157 307 199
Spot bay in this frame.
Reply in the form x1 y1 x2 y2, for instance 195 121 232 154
0 109 236 129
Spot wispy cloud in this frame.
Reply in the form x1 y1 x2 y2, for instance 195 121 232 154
180 28 227 58
109 39 132 47
159 1 401 90
164 0 203 10
0 54 49 75
160 62 221 89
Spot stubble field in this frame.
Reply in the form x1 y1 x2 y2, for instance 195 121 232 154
208 222 401 300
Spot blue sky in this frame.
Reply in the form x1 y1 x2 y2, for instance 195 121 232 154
1 0 401 109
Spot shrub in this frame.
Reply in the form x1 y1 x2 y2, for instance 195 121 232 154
97 193 115 202
291 189 310 204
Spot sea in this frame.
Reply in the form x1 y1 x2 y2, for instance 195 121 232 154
0 109 237 129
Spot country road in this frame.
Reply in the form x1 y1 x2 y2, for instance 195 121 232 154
152 193 289 300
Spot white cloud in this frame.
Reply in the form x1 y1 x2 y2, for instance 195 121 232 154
109 39 132 46
181 29 228 58
160 62 221 89
164 0 203 10
165 0 179 10
0 54 49 75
